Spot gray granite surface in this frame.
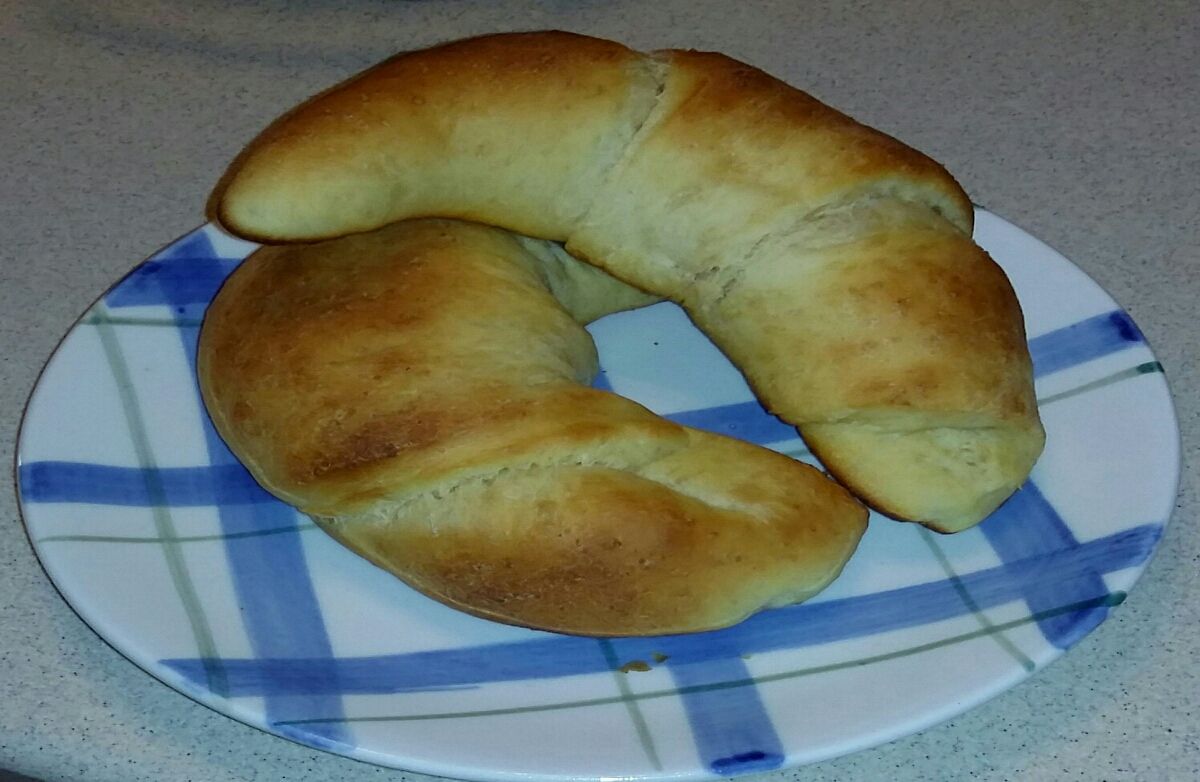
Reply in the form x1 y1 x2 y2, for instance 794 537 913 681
2 1 1196 780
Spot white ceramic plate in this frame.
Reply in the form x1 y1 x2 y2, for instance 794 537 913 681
17 210 1180 780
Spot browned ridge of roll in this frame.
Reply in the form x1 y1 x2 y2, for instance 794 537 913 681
198 219 869 636
209 30 1045 532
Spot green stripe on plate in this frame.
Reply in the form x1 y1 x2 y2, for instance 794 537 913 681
93 306 227 695
1038 362 1164 406
83 312 205 328
599 639 664 770
918 527 1036 672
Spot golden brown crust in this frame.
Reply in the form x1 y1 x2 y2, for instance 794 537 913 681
568 49 974 295
315 434 865 636
703 200 1037 424
199 219 867 635
212 31 660 243
207 30 1044 532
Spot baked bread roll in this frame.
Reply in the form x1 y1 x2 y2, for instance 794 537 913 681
198 219 868 636
209 31 1045 532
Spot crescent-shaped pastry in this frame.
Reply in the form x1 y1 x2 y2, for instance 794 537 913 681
198 219 869 635
209 30 1045 531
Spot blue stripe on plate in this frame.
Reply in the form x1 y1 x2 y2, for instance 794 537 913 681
1029 310 1145 378
979 483 1110 649
591 370 615 392
106 231 241 310
19 461 273 507
668 654 785 775
156 232 350 749
664 401 796 445
159 522 1161 697
105 229 241 311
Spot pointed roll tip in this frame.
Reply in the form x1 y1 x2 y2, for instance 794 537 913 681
803 419 1046 534
205 161 270 243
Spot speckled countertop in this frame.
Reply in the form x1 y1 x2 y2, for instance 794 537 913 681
2 1 1196 780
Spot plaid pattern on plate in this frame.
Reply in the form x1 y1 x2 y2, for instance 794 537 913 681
17 211 1180 780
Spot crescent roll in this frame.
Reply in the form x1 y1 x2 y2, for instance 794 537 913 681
210 31 1044 531
198 219 868 635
